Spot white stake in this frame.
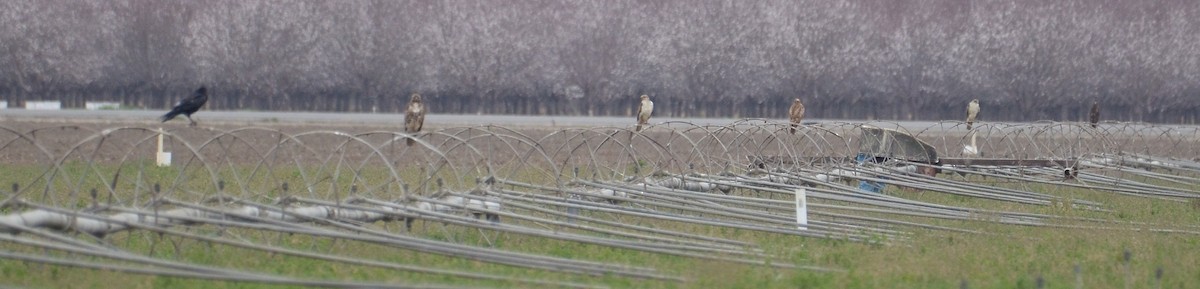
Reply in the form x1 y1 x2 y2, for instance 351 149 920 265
795 188 807 230
156 128 171 167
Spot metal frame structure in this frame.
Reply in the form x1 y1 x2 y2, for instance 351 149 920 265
2 120 1199 287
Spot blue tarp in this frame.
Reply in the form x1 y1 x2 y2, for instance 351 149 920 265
855 153 886 193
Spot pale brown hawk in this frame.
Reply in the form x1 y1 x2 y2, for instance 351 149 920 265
966 99 979 130
636 95 653 132
788 98 805 134
404 93 425 146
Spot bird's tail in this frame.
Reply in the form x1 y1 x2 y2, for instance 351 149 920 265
406 138 415 146
789 123 798 134
966 122 973 130
160 111 179 122
635 124 643 132
1091 123 1097 128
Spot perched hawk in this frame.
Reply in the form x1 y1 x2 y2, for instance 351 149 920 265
161 86 208 126
788 98 805 134
1089 101 1100 128
636 95 653 132
966 99 979 130
404 93 425 146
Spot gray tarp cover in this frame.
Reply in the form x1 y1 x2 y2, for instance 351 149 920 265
858 125 938 163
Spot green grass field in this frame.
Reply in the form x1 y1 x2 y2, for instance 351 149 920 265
2 162 1199 289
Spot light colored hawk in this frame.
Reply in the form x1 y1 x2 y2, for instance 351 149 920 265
404 93 425 146
1089 101 1100 128
966 99 979 130
636 95 653 132
788 98 805 134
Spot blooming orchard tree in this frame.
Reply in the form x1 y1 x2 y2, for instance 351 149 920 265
0 0 1197 123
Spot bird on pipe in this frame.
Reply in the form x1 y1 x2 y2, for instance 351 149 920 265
966 99 979 130
1089 101 1100 128
160 86 208 126
962 130 980 156
788 98 805 134
404 93 425 146
636 95 653 132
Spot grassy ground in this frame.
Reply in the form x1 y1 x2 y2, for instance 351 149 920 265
2 164 1199 289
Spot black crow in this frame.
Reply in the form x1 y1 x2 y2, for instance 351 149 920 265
161 86 208 126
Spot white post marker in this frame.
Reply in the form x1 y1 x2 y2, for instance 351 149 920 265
795 188 807 230
155 128 171 167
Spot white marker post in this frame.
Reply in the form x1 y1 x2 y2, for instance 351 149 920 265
795 188 807 230
155 128 171 167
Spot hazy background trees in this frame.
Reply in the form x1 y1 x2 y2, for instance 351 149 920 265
1 0 1197 123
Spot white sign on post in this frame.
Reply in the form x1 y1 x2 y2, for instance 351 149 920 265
156 128 171 167
795 188 808 230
